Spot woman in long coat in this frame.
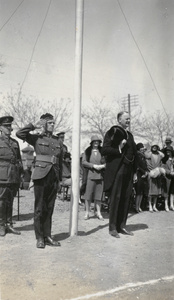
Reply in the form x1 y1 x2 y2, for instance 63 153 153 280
82 135 106 220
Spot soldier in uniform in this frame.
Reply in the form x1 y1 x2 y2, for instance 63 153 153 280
16 113 63 248
0 116 22 236
56 131 68 159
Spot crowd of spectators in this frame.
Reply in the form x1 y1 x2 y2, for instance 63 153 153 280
134 137 174 213
60 135 174 217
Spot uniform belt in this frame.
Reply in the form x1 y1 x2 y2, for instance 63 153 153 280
0 156 17 164
36 155 58 165
0 156 13 161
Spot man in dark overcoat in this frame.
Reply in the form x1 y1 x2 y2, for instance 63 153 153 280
16 113 63 248
102 111 137 238
0 116 22 236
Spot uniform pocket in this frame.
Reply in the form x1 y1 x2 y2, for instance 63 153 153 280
0 145 8 156
38 142 49 154
35 161 48 168
0 163 9 181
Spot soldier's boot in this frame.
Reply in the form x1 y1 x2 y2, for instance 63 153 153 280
6 224 21 235
0 225 6 237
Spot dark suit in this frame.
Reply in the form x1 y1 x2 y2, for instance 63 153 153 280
102 125 137 232
16 123 63 239
135 151 149 196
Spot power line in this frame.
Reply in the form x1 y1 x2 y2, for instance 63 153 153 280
19 0 52 92
121 94 139 131
117 0 171 123
0 0 25 32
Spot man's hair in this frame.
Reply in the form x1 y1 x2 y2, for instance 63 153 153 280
117 111 128 122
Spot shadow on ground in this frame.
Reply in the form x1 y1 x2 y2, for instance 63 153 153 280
126 223 148 232
13 213 33 221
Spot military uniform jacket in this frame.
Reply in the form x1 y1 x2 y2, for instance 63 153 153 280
16 123 63 181
0 135 22 185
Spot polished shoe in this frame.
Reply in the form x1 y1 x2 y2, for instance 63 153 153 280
6 225 21 235
36 238 45 249
109 230 120 238
0 225 6 237
119 228 134 236
44 236 61 247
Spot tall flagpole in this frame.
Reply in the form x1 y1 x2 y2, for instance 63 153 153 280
69 0 84 236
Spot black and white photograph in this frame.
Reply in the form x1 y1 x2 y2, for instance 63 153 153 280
0 1 174 299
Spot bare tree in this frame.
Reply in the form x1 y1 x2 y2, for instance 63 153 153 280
131 109 174 147
81 97 174 148
2 91 72 133
82 97 119 139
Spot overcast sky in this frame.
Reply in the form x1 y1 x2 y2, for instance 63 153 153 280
0 0 174 115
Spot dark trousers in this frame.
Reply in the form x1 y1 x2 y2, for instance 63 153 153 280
33 168 58 240
0 185 17 227
109 164 133 232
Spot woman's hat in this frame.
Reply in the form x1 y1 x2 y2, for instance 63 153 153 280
136 143 145 151
90 135 102 144
151 142 159 147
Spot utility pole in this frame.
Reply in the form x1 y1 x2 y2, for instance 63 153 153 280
121 94 139 131
128 94 131 130
69 0 84 236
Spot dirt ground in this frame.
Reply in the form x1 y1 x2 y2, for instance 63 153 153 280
0 189 174 300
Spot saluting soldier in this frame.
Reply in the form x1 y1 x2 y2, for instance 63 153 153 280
16 113 63 249
0 116 22 237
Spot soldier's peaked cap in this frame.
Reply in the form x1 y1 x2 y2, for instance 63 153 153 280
0 116 14 125
40 113 54 120
56 132 65 137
